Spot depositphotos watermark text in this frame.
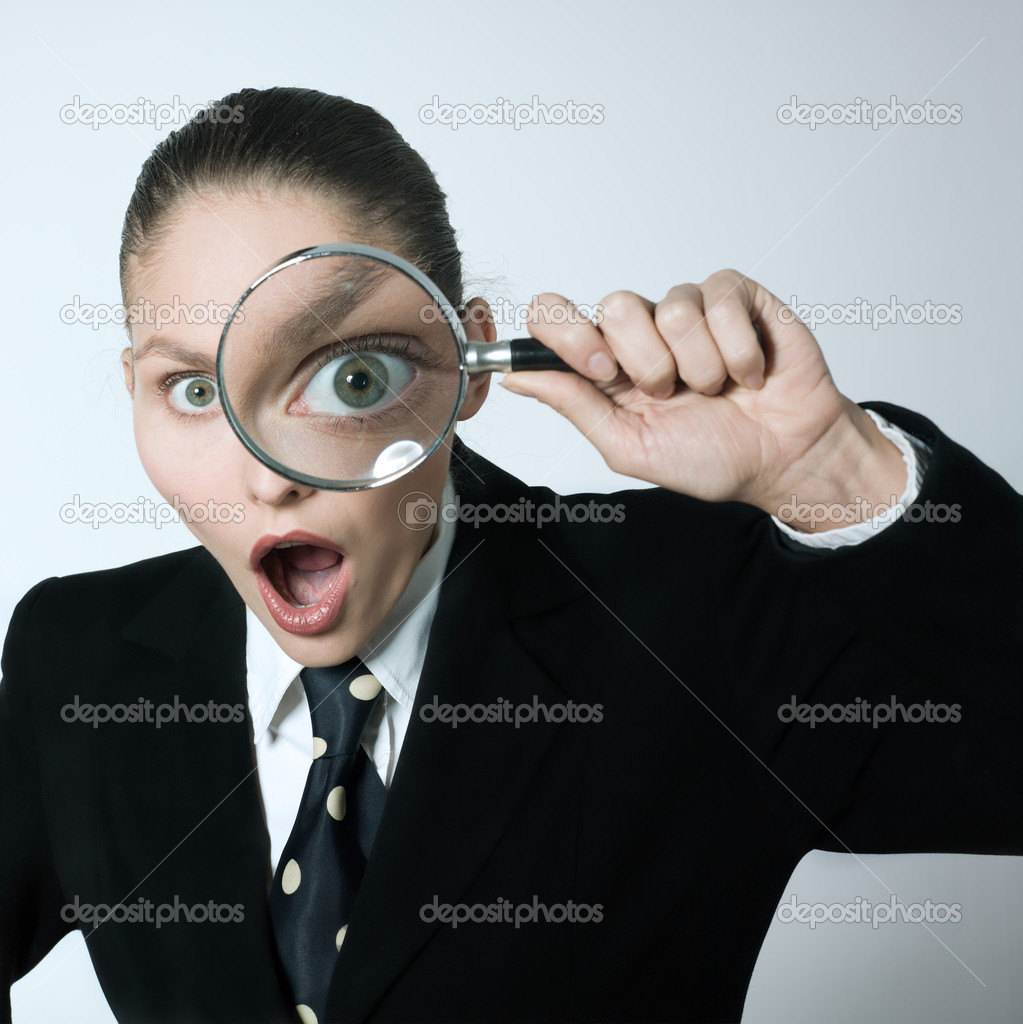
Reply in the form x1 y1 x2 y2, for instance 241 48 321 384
61 696 246 728
776 95 961 130
399 493 625 530
62 896 245 928
419 695 604 729
777 894 962 928
60 95 244 131
778 696 961 729
419 95 604 130
60 495 245 529
420 896 604 928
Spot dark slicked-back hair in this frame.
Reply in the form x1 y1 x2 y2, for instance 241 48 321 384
119 86 463 305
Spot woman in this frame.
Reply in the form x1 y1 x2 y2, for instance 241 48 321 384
1 87 1019 1023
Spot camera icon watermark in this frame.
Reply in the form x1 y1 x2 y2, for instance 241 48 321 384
400 492 439 530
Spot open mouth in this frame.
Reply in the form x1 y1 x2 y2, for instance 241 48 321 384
251 532 349 635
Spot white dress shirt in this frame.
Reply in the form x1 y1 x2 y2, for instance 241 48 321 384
248 412 930 872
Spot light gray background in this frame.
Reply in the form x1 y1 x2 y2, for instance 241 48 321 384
2 1 1020 1021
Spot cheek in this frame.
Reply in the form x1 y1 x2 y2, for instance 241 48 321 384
133 411 245 524
352 457 449 573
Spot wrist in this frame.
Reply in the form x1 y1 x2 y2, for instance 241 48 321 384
756 400 908 532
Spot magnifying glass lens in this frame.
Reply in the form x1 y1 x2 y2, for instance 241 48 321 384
218 248 465 489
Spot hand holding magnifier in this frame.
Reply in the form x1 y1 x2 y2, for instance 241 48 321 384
216 244 761 492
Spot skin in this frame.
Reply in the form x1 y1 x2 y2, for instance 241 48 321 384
123 189 907 668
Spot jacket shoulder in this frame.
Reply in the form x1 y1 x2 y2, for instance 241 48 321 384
3 546 238 672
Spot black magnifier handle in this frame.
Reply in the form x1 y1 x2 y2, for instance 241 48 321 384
465 322 763 376
464 337 571 374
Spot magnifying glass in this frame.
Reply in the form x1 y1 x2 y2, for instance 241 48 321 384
216 243 570 491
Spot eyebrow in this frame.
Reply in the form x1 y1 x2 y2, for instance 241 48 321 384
268 261 390 354
130 260 390 372
133 337 217 375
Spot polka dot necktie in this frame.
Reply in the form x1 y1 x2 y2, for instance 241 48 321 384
269 658 387 1024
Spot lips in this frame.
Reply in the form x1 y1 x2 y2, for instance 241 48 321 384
250 531 349 635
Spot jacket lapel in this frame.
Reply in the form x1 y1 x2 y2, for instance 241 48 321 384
111 547 298 1020
327 442 590 1021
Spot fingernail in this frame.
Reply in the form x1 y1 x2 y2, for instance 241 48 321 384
744 371 764 390
587 352 617 381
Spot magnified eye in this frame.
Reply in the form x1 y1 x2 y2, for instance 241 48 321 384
169 376 220 414
302 351 416 415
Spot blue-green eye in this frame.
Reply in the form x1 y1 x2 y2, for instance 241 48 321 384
302 351 415 415
169 376 220 414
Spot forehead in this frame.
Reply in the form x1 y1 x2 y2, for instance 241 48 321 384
128 192 363 347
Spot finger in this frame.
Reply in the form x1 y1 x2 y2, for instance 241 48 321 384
753 280 829 376
653 285 729 396
525 293 619 383
595 290 677 399
699 270 766 389
499 370 622 455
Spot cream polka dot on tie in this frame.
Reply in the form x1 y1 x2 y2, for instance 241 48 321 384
349 673 382 701
335 923 349 952
281 858 301 895
312 737 328 759
296 1005 318 1024
326 786 347 821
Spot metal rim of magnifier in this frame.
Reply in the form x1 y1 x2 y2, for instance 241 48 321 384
215 243 471 492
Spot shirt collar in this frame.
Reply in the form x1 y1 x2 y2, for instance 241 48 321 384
245 475 457 742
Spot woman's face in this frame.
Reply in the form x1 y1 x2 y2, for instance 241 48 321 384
123 191 490 666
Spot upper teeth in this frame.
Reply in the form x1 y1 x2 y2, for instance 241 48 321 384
274 542 305 549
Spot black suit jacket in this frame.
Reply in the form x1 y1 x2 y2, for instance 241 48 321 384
2 402 1021 1023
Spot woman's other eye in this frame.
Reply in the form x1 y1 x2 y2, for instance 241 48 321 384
301 351 415 415
168 376 221 415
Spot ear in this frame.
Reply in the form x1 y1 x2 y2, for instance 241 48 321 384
121 346 135 397
457 297 496 421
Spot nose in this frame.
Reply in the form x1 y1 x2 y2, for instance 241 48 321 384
242 450 318 507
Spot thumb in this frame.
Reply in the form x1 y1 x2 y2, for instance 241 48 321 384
749 280 828 378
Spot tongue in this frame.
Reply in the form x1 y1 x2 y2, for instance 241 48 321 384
277 545 342 607
281 545 341 572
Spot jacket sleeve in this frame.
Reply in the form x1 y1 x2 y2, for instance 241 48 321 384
0 579 75 1022
725 400 1023 855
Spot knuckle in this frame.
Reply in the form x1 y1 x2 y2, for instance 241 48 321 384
528 294 565 321
598 289 641 323
703 299 735 329
654 300 698 337
556 321 596 350
704 267 745 288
